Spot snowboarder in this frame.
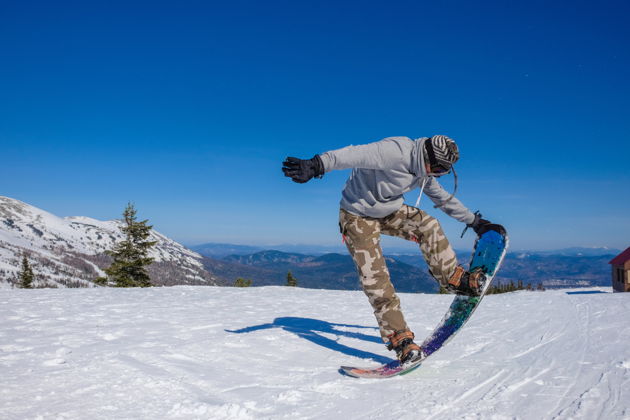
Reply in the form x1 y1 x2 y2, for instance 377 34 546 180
282 135 499 365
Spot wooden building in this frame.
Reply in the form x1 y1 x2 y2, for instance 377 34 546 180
609 247 630 292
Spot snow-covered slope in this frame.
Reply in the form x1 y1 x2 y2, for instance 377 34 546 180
0 196 218 287
1 286 628 419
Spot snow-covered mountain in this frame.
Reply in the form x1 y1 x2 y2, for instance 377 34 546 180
1 286 628 419
0 196 219 288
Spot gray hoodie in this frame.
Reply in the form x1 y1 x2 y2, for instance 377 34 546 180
319 136 475 224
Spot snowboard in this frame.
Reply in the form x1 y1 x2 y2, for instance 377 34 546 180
340 226 508 379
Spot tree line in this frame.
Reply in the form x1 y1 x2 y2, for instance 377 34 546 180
486 280 546 294
439 279 545 295
234 271 298 287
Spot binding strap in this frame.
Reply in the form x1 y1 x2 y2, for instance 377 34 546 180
388 330 415 348
467 269 484 290
448 266 465 287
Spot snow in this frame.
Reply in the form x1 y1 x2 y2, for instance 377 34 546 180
1 286 629 419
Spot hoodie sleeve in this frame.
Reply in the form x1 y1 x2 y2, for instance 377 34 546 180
318 137 411 172
424 177 476 224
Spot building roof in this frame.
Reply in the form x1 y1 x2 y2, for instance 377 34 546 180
609 247 630 265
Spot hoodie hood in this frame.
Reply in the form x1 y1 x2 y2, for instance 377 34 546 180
410 137 430 178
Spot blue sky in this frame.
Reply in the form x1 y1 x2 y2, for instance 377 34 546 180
1 0 629 251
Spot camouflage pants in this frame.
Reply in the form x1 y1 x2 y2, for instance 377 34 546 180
339 205 458 342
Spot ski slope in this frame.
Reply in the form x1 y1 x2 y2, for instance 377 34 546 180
1 286 629 419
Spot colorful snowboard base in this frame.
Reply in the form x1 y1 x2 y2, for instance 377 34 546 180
340 358 423 379
340 228 508 379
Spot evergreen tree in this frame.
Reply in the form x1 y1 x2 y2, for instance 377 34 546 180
94 276 107 286
286 271 298 287
18 255 34 289
234 277 252 287
97 203 157 287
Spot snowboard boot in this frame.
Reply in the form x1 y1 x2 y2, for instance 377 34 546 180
387 330 425 365
446 266 487 296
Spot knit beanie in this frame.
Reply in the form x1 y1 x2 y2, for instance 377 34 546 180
424 135 459 172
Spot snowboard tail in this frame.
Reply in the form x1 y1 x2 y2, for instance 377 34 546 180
341 228 508 379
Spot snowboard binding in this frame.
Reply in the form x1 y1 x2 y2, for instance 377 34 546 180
446 266 487 296
387 330 426 365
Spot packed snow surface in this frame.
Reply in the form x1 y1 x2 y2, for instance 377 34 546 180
1 286 629 419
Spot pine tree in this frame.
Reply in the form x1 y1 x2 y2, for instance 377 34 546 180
18 255 34 289
234 277 252 287
286 271 298 287
98 203 157 287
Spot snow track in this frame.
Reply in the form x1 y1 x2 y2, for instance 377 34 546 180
1 287 629 419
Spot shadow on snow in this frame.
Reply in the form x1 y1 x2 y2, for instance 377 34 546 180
565 290 609 295
226 316 392 364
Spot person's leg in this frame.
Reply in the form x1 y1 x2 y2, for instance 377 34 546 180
380 205 458 288
339 209 408 342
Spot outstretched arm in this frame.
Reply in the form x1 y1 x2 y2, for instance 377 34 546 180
318 137 409 172
423 177 476 224
424 179 506 236
282 137 411 183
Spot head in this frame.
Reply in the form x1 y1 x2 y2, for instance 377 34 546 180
423 135 459 177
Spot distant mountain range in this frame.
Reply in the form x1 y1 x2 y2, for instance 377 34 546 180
0 197 620 291
192 243 620 290
191 241 620 259
393 251 615 289
190 242 348 258
217 250 438 293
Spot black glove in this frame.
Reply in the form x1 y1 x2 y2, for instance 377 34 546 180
469 213 491 235
282 155 325 184
468 213 506 236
